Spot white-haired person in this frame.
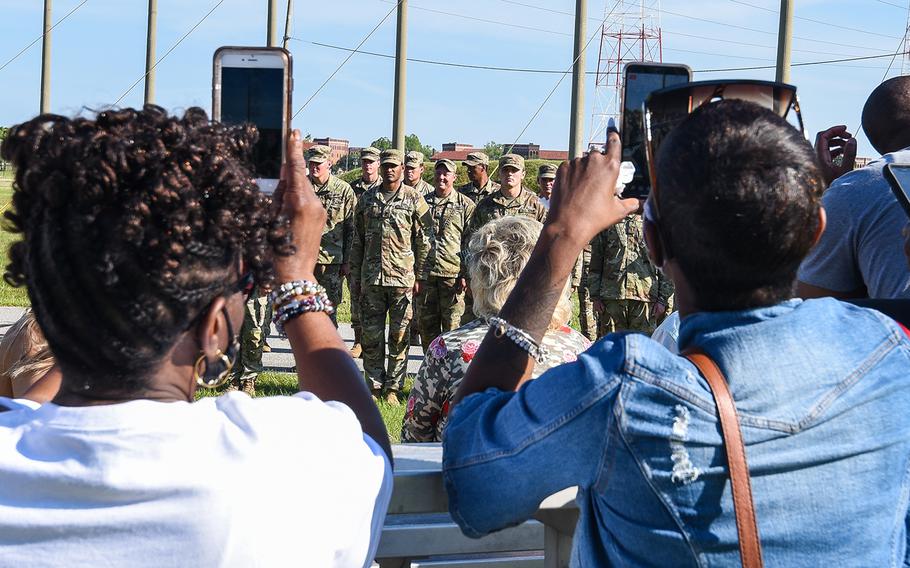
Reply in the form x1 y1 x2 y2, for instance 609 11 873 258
401 216 591 442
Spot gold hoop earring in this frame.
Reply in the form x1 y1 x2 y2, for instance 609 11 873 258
193 349 234 389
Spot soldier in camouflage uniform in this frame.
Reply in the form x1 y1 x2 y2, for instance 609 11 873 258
228 288 271 396
537 162 557 209
457 151 500 203
348 147 383 357
306 145 356 327
405 151 435 196
464 154 547 244
588 213 674 336
461 154 546 324
416 159 475 352
404 151 434 346
351 149 431 404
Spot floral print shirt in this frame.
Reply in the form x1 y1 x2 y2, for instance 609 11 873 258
401 319 592 442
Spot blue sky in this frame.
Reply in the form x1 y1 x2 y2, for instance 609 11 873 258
0 0 906 157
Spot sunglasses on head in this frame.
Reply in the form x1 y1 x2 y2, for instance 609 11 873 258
643 80 805 219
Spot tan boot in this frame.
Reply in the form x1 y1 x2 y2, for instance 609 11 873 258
240 378 256 397
384 390 401 406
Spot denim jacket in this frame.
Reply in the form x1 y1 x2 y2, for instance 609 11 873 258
442 298 910 567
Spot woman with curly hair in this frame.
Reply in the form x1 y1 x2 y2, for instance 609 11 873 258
0 106 392 567
401 216 591 442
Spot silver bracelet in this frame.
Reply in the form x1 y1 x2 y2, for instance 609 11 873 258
488 316 549 364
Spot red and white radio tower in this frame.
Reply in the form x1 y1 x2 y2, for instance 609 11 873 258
589 0 663 149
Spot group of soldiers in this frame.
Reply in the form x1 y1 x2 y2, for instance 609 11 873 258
229 143 674 401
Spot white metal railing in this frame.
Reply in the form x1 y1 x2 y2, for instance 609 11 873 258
377 444 579 568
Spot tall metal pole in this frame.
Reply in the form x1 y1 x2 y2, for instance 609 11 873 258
775 0 793 83
40 0 52 114
282 0 294 50
144 0 158 105
392 0 408 153
267 0 277 46
569 0 587 159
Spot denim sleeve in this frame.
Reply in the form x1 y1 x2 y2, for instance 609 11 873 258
442 342 623 538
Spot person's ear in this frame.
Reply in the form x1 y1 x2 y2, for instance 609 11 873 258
644 216 665 268
195 296 229 357
812 206 827 247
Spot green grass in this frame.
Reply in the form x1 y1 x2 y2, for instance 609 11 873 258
0 176 28 307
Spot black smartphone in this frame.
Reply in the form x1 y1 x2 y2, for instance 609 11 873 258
619 62 691 199
213 46 292 194
884 164 910 219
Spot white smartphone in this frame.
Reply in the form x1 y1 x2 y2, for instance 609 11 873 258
212 47 292 194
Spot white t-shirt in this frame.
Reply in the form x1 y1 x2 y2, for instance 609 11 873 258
0 392 392 567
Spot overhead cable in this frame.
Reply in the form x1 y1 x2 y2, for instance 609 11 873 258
113 0 225 105
0 0 89 74
293 1 403 118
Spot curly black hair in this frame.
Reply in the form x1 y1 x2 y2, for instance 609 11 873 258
0 105 293 394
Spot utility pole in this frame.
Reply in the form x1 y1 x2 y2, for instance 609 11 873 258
775 0 793 83
569 0 587 159
392 0 408 153
40 0 52 114
267 0 277 46
282 0 294 50
144 0 158 105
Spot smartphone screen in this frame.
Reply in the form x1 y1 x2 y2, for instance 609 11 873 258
214 49 290 193
620 63 691 198
885 164 910 219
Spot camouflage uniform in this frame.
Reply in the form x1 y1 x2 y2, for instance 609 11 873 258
348 147 383 351
229 288 272 395
457 178 500 204
401 320 592 442
310 168 356 327
461 156 546 325
351 150 431 394
350 177 382 199
577 244 597 341
588 214 674 337
457 151 500 204
464 187 547 246
416 160 476 352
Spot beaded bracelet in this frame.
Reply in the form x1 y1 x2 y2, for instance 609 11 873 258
274 295 336 335
488 316 549 364
269 279 326 309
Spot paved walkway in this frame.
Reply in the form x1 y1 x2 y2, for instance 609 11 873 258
0 307 426 375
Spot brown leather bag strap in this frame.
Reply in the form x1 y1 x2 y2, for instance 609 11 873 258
682 348 764 568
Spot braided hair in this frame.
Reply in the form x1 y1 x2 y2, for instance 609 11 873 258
0 105 293 394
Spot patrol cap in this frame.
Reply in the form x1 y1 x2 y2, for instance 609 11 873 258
462 152 490 167
435 158 457 173
380 148 404 166
305 145 332 164
537 163 558 179
499 153 525 171
360 146 381 162
405 151 425 167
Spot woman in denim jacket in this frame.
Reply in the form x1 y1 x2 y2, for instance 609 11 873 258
442 101 910 566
